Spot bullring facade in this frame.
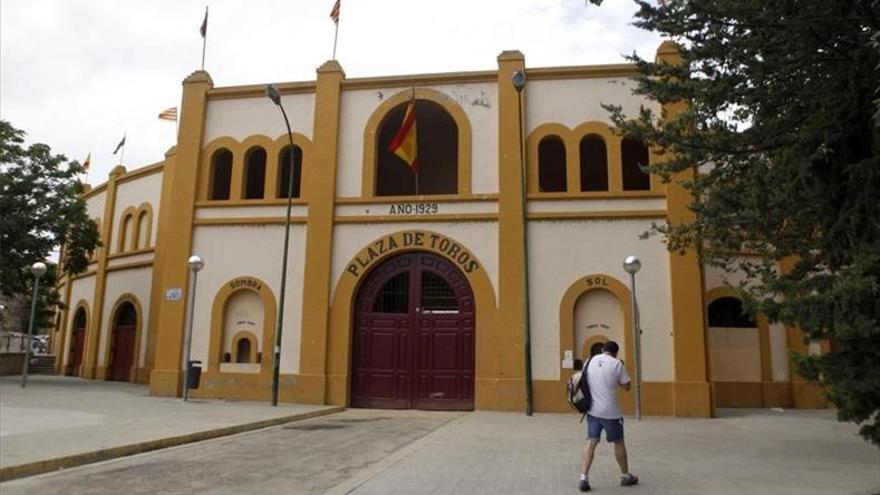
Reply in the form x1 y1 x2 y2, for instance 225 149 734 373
52 42 826 416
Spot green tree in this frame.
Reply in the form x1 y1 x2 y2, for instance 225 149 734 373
587 1 880 444
0 120 100 330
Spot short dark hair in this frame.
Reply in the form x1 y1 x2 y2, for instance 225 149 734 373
603 340 620 355
573 359 583 371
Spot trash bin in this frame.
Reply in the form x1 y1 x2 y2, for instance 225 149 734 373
186 360 202 390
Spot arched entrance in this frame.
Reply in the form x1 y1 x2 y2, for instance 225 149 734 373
351 252 475 410
109 302 137 382
69 306 87 375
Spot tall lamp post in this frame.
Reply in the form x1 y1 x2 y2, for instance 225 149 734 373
183 255 204 401
623 255 643 420
512 70 533 416
266 83 295 407
21 262 48 388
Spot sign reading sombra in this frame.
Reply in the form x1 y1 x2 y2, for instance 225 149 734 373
346 231 480 278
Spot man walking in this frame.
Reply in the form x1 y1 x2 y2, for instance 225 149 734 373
579 340 638 491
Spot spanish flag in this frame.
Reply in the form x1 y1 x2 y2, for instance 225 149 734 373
388 96 418 171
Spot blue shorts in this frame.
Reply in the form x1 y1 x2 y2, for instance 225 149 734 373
586 415 624 443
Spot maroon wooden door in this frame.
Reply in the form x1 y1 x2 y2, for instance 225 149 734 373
109 302 137 382
69 308 87 375
351 252 475 410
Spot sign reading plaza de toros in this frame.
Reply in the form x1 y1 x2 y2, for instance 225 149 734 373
346 231 480 278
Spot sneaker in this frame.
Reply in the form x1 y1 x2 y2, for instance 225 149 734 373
620 473 639 486
578 478 591 492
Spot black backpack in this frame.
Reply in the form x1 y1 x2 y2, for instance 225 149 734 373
566 357 592 421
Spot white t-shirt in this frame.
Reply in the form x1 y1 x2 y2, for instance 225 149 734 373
586 353 631 419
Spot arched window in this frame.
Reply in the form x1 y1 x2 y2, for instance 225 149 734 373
420 272 459 311
236 337 252 363
376 100 458 196
277 145 303 199
243 147 267 199
537 136 566 192
621 138 651 191
580 135 609 191
373 272 409 313
210 148 233 200
119 214 133 252
708 297 756 328
74 307 87 329
116 302 137 327
137 210 149 249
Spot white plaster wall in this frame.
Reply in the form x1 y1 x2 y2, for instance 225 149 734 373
194 204 308 220
222 290 265 353
204 93 315 143
86 192 106 224
113 171 163 249
331 222 500 303
574 290 625 361
528 198 666 214
63 275 96 367
526 78 656 132
189 224 307 374
335 200 498 218
98 267 153 368
528 218 673 381
336 83 499 198
769 322 790 382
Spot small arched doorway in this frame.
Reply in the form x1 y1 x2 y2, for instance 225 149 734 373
109 301 137 382
69 307 87 375
351 252 475 410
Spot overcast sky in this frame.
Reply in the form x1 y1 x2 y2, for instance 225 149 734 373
1 0 662 183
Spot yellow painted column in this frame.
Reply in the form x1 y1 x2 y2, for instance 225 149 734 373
656 41 712 417
54 274 72 373
149 71 213 397
780 257 827 408
297 60 344 404
83 166 123 379
486 50 527 411
142 147 177 383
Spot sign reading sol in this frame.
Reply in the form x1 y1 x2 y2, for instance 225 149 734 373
346 231 480 278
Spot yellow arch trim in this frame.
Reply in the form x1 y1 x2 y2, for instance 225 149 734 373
66 299 90 375
269 133 313 200
361 88 472 198
103 294 143 383
134 202 154 250
239 135 276 201
571 121 618 193
200 137 239 200
230 330 258 364
559 274 634 412
325 229 497 407
526 123 573 194
116 206 138 253
705 287 772 382
206 276 277 376
581 334 611 361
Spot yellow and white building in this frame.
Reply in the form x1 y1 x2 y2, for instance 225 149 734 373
53 42 826 416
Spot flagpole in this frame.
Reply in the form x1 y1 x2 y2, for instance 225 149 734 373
332 20 339 60
120 135 126 167
201 6 208 70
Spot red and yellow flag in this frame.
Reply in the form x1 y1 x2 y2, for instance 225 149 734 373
388 96 418 171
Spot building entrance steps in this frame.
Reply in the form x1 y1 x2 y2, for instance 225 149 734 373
0 375 340 480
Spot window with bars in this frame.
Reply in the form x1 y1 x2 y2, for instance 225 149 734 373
420 272 458 311
372 272 409 313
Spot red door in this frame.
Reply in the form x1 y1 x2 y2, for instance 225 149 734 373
351 252 475 410
109 302 137 382
69 308 87 375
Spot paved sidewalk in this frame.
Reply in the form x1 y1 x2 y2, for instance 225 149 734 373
0 375 339 479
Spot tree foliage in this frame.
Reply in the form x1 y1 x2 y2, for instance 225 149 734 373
588 1 880 444
0 120 100 327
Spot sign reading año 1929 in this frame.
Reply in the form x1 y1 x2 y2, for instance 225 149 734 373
388 203 438 215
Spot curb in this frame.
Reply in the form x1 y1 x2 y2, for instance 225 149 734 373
0 406 344 482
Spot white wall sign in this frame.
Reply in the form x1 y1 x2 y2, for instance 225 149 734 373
165 288 183 301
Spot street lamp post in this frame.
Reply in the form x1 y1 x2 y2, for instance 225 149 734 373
623 255 642 420
183 255 204 401
512 70 534 416
266 84 295 407
21 262 48 388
